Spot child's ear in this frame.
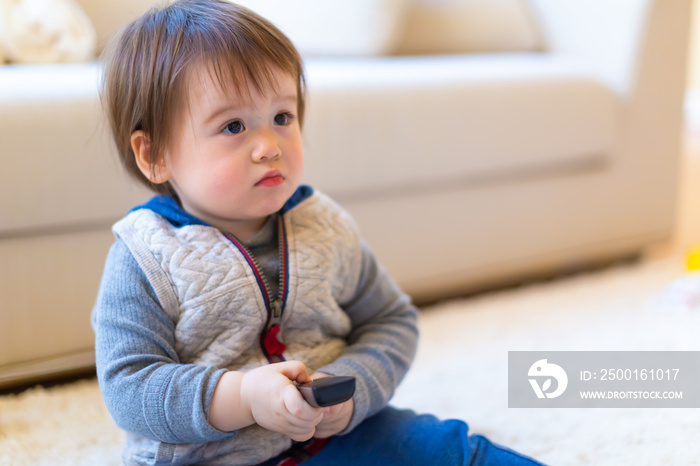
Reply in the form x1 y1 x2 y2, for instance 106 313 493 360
131 130 171 184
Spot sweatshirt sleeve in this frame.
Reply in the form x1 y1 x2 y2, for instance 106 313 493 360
315 240 419 433
91 240 234 444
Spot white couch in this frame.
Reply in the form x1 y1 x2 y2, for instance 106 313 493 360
0 0 690 387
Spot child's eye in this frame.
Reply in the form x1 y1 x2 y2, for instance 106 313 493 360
223 120 245 134
274 112 294 126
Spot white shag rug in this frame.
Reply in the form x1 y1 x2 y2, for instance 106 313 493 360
2 254 699 466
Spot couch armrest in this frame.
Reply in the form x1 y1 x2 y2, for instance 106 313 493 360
528 0 690 251
528 0 689 96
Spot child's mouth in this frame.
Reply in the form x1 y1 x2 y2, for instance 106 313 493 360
256 170 284 187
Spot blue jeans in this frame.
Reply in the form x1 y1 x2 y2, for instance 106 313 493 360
260 406 545 466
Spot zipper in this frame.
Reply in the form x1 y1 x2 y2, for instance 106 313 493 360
223 215 289 363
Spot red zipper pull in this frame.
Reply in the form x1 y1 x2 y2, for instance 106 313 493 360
263 324 286 357
263 300 286 359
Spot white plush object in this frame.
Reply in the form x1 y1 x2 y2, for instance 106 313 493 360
396 0 541 54
0 0 96 63
234 0 408 56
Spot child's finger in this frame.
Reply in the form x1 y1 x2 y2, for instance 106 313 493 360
275 360 312 384
283 384 324 422
287 426 317 442
324 404 342 417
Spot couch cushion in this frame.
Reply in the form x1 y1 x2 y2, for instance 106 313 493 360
235 0 408 56
396 0 541 55
0 63 149 234
75 0 154 51
301 54 619 200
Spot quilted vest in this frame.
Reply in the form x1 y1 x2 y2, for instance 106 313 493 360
113 189 363 373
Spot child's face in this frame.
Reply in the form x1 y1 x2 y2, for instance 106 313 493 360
161 63 304 238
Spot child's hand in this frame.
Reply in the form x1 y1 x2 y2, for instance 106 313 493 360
240 361 324 441
310 373 355 439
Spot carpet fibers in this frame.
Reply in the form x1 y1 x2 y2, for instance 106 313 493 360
1 255 698 465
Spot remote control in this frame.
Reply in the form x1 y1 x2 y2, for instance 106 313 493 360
297 376 356 408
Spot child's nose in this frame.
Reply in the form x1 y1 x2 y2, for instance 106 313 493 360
251 129 281 162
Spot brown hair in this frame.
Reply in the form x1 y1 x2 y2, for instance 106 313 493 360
100 0 306 195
